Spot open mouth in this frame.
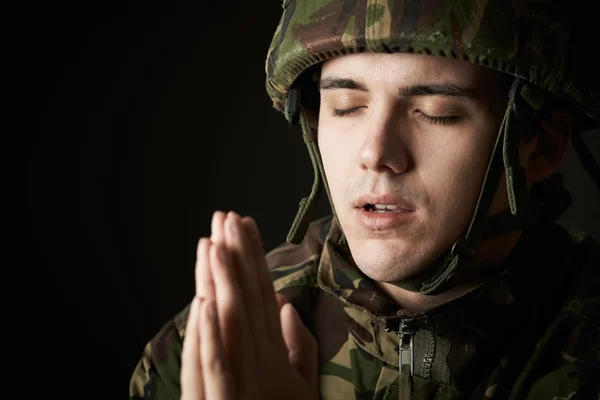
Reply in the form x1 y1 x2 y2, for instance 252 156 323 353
362 203 407 213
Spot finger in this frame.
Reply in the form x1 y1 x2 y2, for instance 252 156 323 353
195 238 214 300
280 303 319 397
181 297 205 400
209 241 256 390
242 216 286 349
224 213 268 347
211 211 227 243
200 299 235 400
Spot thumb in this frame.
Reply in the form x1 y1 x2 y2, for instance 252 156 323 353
280 302 319 397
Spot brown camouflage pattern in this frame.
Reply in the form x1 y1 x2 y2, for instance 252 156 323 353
129 216 600 399
265 0 600 122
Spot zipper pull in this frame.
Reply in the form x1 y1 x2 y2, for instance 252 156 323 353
398 321 414 399
399 321 414 376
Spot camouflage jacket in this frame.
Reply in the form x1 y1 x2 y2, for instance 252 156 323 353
129 216 600 399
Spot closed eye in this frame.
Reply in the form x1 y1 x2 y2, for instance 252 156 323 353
416 111 460 125
332 107 364 118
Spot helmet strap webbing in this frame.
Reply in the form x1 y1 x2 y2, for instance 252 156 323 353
389 97 515 294
286 99 340 244
391 78 553 295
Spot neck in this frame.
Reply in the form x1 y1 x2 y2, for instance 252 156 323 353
375 230 523 312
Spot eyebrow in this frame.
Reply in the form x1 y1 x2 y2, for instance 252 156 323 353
399 83 475 99
318 77 368 91
318 77 475 100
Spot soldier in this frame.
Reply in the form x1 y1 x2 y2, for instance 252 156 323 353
130 0 600 398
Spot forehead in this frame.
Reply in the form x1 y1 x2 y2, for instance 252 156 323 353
320 53 500 92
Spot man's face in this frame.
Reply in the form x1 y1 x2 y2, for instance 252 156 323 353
317 53 509 282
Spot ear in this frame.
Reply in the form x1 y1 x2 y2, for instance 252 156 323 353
522 112 572 183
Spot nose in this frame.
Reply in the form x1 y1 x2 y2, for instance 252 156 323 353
358 107 411 175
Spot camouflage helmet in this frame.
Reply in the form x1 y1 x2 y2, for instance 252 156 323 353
266 0 599 121
264 0 600 295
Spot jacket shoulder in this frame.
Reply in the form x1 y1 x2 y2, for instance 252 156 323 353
129 305 189 400
517 229 600 399
266 216 333 333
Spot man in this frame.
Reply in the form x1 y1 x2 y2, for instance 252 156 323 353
130 0 600 398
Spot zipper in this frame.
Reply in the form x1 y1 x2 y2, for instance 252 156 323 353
398 321 414 400
421 330 436 379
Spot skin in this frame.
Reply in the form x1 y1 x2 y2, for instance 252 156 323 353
317 53 571 310
180 53 572 398
181 211 318 400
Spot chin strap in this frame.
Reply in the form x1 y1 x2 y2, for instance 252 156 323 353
286 87 340 244
392 78 566 295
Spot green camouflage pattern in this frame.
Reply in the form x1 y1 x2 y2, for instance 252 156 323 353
129 217 600 399
265 0 600 121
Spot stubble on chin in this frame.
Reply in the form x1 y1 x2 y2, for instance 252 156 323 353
345 236 434 282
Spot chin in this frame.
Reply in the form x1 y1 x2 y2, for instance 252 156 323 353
347 235 430 282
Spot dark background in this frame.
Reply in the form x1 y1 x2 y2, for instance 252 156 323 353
17 3 599 399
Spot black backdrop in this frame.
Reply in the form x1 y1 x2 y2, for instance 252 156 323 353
19 3 599 398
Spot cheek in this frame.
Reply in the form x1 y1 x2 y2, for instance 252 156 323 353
316 123 365 231
417 132 487 223
317 122 357 187
317 127 337 177
317 128 342 205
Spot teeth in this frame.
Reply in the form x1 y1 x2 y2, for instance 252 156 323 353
373 204 399 210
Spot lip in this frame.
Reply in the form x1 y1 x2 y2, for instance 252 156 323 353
355 207 415 231
353 194 415 211
353 193 415 231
